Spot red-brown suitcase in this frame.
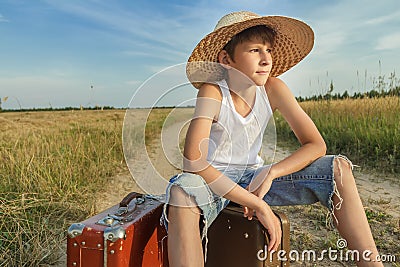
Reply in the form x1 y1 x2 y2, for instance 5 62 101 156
67 192 168 267
205 203 290 267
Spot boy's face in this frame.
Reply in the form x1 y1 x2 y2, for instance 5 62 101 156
223 38 273 86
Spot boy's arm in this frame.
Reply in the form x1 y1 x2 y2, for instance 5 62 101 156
266 76 327 179
183 83 281 252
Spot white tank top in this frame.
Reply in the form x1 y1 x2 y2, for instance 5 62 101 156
207 80 273 170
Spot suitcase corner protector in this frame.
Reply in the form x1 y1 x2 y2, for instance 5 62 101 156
67 223 86 238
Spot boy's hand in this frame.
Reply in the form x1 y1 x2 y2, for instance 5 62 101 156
249 201 282 252
242 169 281 252
243 168 273 220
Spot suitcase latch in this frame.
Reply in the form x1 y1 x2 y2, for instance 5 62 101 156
96 215 121 227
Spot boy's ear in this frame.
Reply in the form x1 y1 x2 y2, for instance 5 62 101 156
218 50 232 68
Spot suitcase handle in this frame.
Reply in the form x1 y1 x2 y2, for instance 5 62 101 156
119 192 143 208
273 211 290 254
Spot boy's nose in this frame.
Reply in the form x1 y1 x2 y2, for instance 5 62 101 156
260 54 272 66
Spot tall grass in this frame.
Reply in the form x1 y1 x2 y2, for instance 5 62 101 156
275 96 400 173
0 110 127 266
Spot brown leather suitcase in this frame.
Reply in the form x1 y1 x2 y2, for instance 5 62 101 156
205 203 290 267
67 192 168 267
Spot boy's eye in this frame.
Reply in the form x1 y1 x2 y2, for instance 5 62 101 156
249 48 272 53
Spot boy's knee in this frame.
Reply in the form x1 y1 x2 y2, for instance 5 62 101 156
169 185 186 202
169 185 196 207
168 203 201 221
333 156 354 183
167 189 202 229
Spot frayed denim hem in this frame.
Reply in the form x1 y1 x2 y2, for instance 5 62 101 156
326 154 359 228
160 172 216 263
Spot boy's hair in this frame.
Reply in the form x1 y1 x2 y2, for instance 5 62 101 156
222 25 276 62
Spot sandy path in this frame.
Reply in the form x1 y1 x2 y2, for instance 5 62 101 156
95 108 192 211
356 171 400 217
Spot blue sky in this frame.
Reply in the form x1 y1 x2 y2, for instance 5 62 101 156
1 0 399 109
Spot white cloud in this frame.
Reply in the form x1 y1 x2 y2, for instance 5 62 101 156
306 0 400 49
122 44 187 62
375 32 400 50
313 31 346 56
276 0 400 96
365 10 400 25
42 1 187 48
125 80 142 86
0 14 9 22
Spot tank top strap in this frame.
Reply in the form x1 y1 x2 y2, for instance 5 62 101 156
216 80 230 98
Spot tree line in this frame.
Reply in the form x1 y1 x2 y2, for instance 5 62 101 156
297 75 400 102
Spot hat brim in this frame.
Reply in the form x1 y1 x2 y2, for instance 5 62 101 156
187 16 314 89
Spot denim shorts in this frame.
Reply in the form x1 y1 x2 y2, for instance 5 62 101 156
161 155 351 254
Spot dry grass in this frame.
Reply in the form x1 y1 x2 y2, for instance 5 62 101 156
275 96 400 173
0 110 127 266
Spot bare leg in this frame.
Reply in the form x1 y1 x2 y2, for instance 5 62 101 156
167 185 204 267
332 157 383 267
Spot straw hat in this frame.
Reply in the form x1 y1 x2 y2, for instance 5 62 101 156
187 11 314 89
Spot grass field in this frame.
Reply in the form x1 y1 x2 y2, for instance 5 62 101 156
0 110 127 266
275 96 399 173
0 96 398 265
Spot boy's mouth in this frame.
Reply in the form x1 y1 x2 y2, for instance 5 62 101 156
256 71 270 75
